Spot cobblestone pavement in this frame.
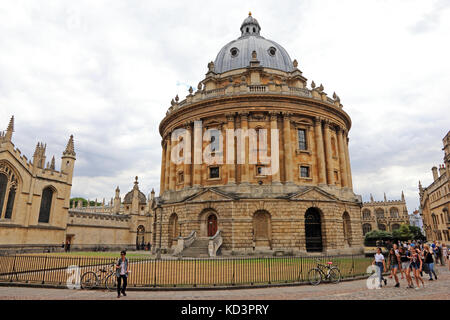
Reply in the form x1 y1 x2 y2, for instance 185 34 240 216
0 266 448 300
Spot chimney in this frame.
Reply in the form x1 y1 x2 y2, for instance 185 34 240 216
439 164 445 176
432 166 438 181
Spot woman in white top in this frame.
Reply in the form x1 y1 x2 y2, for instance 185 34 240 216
372 247 387 288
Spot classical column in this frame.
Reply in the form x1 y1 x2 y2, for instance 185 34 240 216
164 136 171 191
226 113 236 184
314 117 327 184
169 131 176 190
160 139 166 194
323 120 335 185
184 122 192 188
282 112 293 183
336 127 348 188
269 112 281 183
193 120 203 186
240 112 249 183
343 130 353 189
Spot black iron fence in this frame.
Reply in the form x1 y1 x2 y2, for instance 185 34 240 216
0 254 373 289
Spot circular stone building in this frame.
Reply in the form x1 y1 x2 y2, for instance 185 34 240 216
152 14 364 256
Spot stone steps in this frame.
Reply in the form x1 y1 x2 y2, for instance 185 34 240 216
180 238 209 257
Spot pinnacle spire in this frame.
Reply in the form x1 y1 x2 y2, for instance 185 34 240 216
50 156 55 170
5 116 14 141
63 135 76 157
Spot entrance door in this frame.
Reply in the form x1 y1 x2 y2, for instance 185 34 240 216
207 214 217 237
305 208 323 252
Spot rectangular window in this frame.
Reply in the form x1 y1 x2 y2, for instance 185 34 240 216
209 167 220 179
300 166 310 178
298 129 307 150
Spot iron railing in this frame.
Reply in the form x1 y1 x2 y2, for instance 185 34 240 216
0 254 372 289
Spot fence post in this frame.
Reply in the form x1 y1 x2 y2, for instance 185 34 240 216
351 254 355 278
9 255 17 282
268 257 271 285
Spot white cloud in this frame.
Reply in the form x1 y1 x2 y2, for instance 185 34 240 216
1 0 448 210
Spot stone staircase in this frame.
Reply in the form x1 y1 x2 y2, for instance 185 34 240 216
179 238 209 257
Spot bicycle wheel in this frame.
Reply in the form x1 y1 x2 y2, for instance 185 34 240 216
308 268 322 286
328 267 342 284
105 274 117 291
80 271 98 289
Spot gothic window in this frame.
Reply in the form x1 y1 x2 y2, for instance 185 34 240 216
362 209 371 220
38 187 54 223
0 173 7 217
4 187 16 219
378 224 386 231
362 223 372 235
390 207 399 218
391 224 400 231
297 129 307 150
375 208 384 219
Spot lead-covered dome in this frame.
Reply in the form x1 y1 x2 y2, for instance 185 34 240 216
214 13 295 74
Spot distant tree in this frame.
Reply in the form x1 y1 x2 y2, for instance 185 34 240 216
408 225 426 240
70 198 102 208
392 224 412 241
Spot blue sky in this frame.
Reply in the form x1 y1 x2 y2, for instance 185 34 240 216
1 0 449 211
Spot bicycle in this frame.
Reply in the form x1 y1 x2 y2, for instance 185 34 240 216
80 263 117 291
308 259 342 285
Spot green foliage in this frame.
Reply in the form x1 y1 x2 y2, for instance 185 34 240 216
364 230 393 240
392 224 412 240
408 225 426 240
70 197 102 208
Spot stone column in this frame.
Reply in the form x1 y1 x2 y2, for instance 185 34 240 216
184 122 192 188
169 131 176 190
336 127 349 188
160 139 166 194
269 112 281 183
323 120 335 185
193 120 203 186
226 113 236 184
343 130 353 189
240 112 249 183
314 117 327 184
164 136 171 191
282 112 293 183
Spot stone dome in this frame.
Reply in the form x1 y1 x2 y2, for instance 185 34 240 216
213 13 295 74
123 190 147 204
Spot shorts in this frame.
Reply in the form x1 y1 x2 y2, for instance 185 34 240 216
401 262 410 270
390 264 399 269
410 262 420 270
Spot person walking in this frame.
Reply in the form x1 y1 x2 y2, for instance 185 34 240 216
116 250 130 298
372 247 387 288
409 247 424 290
424 245 438 281
436 242 444 266
399 247 413 288
388 247 401 287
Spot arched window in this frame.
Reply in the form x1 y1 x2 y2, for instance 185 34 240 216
391 224 400 231
168 213 179 248
362 223 372 235
0 173 7 217
342 212 352 246
38 187 54 223
4 187 16 219
362 209 371 220
378 224 386 231
375 208 384 219
389 207 399 218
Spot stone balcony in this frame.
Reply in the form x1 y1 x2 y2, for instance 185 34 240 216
166 83 343 116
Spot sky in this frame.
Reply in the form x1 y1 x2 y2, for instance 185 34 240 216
1 0 449 212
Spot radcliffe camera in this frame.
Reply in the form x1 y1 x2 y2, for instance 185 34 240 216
0 0 448 314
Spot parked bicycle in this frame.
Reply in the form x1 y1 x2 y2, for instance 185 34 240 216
80 263 117 290
308 259 342 285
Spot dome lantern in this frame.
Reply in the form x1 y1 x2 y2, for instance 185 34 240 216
240 12 261 36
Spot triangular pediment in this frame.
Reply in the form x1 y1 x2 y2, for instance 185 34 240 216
289 187 337 201
184 188 235 202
